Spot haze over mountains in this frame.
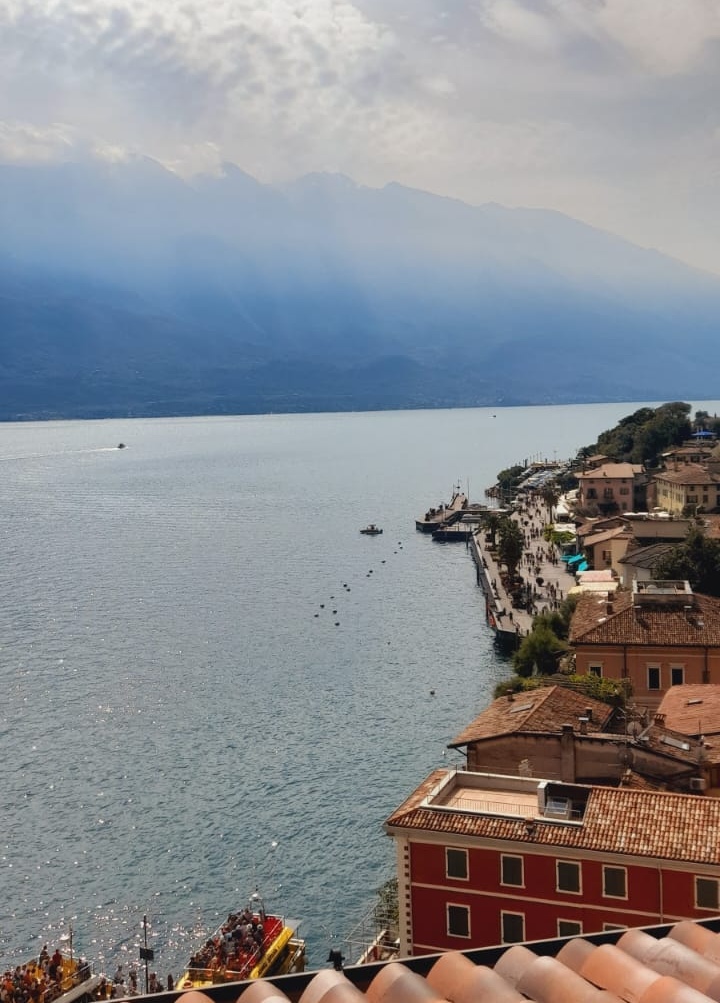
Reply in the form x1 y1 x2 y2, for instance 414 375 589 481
1 155 719 420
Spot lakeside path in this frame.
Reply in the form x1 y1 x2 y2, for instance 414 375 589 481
470 496 579 645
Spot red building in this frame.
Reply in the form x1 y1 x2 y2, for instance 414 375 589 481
385 768 720 955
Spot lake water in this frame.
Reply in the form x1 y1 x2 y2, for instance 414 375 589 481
1 401 715 976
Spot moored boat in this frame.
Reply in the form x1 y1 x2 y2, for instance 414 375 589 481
177 892 305 988
3 945 105 1003
360 524 383 535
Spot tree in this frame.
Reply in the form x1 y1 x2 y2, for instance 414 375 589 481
497 518 524 579
540 481 560 526
513 624 568 676
653 526 720 597
590 402 692 466
510 596 577 678
483 511 502 548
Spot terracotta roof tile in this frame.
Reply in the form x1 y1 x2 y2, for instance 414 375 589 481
386 771 720 864
172 921 720 1003
569 591 720 647
577 463 644 480
449 686 614 747
654 464 720 486
658 686 720 737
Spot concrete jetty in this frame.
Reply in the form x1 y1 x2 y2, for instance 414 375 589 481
415 488 468 533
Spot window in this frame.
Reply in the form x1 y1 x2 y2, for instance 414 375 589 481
648 666 661 690
603 923 627 932
445 848 468 880
696 877 719 910
603 488 614 499
447 904 470 938
603 866 627 898
671 666 684 686
587 488 597 500
619 487 630 495
557 860 581 893
501 855 524 887
588 664 603 678
558 920 582 937
501 911 525 943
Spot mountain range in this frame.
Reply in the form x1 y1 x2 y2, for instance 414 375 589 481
1 156 719 420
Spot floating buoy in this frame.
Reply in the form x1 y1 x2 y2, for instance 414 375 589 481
335 622 340 626
320 604 325 608
332 609 337 614
314 614 319 618
430 690 436 696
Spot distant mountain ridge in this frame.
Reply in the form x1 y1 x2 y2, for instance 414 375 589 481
1 156 719 420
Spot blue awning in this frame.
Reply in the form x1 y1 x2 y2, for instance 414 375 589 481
576 561 589 572
566 553 584 565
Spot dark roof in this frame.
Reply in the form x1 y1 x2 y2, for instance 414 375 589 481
618 543 676 569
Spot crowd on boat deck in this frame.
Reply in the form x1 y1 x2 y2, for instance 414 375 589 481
1 947 90 1003
188 908 266 975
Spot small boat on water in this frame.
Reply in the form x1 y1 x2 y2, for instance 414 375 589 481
178 892 305 988
360 524 383 535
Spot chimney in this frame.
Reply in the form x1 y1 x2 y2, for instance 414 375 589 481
507 691 514 702
585 707 593 723
578 717 589 735
654 713 666 726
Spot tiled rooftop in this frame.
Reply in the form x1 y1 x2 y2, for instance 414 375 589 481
171 919 720 1003
569 589 720 646
386 769 720 863
449 686 614 747
658 685 720 737
618 543 676 569
577 463 644 479
654 463 720 486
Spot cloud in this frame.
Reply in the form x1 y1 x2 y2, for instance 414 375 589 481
0 0 719 271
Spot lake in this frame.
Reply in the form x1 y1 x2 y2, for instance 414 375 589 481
0 401 714 975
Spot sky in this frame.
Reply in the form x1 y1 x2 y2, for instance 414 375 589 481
1 0 719 274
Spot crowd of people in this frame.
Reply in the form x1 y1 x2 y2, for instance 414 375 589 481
2 946 90 1003
93 967 173 998
1 945 176 1003
187 906 267 981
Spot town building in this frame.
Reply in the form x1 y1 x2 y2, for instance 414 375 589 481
448 685 707 793
569 580 720 706
617 543 677 587
653 463 720 516
385 768 720 956
576 462 647 515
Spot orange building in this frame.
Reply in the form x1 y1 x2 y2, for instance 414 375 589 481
569 580 720 705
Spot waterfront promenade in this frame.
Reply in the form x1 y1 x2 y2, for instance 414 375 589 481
470 496 579 645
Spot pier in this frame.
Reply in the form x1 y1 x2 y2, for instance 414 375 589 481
415 488 468 533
